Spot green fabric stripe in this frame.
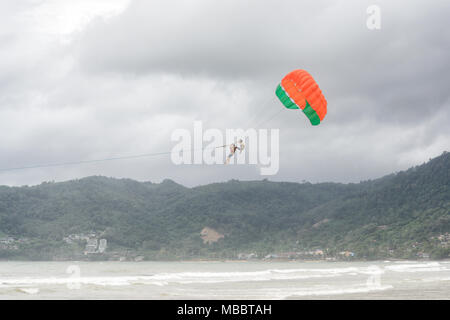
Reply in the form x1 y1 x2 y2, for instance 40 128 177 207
275 84 299 109
302 101 321 125
276 84 321 125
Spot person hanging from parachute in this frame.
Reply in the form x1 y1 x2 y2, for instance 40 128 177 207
225 139 245 164
224 69 326 165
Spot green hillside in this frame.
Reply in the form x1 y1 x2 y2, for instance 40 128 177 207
0 152 448 261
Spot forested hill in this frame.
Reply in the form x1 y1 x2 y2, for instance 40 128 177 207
0 152 448 261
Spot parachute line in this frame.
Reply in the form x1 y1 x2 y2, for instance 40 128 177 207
0 145 230 173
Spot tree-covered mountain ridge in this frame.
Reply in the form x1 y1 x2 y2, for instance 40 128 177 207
0 152 448 261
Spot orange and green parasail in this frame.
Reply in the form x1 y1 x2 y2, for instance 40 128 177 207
276 69 327 125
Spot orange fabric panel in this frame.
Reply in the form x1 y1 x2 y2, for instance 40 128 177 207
281 77 306 109
281 70 327 120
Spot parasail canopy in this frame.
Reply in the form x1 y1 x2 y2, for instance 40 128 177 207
276 69 327 125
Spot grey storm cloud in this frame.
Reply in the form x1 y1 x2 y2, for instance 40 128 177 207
0 0 449 187
77 0 450 124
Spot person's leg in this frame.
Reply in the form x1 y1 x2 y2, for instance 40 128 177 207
225 152 234 164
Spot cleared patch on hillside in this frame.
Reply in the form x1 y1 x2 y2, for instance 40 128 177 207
312 219 330 228
200 227 224 244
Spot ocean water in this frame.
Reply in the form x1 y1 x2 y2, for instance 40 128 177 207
0 260 449 299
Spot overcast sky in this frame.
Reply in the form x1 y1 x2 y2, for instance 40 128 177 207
0 0 449 187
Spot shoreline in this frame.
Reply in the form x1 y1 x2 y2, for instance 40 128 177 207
1 258 447 263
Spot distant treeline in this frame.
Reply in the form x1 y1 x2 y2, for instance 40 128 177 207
0 152 449 261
